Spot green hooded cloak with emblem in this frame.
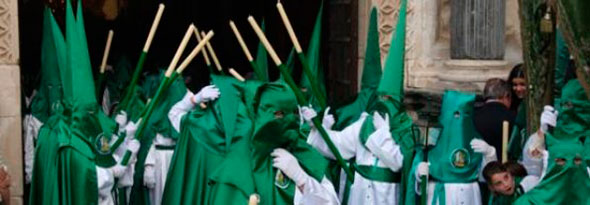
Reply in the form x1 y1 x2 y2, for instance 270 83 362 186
207 83 328 205
405 91 483 205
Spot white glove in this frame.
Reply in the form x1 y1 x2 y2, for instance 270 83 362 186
470 138 496 157
193 85 220 104
115 111 128 128
110 164 126 178
124 121 138 140
373 112 390 130
143 165 156 189
540 105 558 133
299 106 317 123
271 148 309 187
416 162 429 181
322 107 335 129
126 139 140 155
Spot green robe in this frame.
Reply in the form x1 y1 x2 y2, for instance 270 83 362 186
208 83 328 205
405 90 483 205
162 75 250 204
514 137 590 204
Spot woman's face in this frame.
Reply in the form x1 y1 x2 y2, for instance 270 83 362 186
512 77 526 99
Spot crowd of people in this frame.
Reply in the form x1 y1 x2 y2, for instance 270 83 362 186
16 1 590 205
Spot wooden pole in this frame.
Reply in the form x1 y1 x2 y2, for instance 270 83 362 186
100 30 114 74
229 68 245 82
502 121 509 163
193 26 212 66
200 31 222 72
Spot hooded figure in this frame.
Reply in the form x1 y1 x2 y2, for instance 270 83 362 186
206 82 339 205
125 71 188 205
24 6 65 186
162 75 244 204
410 91 489 205
514 138 590 204
30 1 140 204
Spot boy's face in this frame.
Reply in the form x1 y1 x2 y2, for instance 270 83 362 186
489 171 516 195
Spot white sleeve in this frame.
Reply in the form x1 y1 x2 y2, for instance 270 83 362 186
364 127 404 172
520 175 540 193
294 177 340 205
24 115 43 184
143 144 156 188
479 147 498 182
96 166 115 201
306 113 369 160
522 132 545 177
168 90 194 132
118 164 135 188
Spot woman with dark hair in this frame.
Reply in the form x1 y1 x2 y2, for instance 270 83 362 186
507 64 529 161
508 64 526 113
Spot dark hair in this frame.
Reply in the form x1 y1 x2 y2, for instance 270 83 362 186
508 64 525 110
504 161 528 177
483 161 528 183
483 78 512 101
483 161 507 182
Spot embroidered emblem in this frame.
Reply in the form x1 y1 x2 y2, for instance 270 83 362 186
274 170 290 189
450 148 470 168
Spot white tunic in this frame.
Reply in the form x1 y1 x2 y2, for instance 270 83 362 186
144 133 176 205
307 112 404 205
24 114 43 184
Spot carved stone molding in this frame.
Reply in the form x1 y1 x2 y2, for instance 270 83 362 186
0 0 19 65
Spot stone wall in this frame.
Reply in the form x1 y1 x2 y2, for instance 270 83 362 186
357 0 523 94
0 0 22 203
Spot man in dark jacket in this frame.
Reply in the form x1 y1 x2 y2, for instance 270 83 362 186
474 78 515 160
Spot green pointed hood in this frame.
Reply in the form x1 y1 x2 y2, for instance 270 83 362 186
31 7 66 122
300 1 327 104
255 20 269 82
514 138 590 204
428 90 482 183
377 0 407 99
553 79 590 142
361 7 383 90
332 6 382 130
64 0 97 106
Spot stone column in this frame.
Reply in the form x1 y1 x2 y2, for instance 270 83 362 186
0 0 22 204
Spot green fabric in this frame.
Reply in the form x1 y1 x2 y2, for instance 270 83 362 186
333 7 382 131
129 71 187 205
277 48 297 84
508 102 528 161
557 0 590 94
57 126 99 205
300 1 327 108
208 83 327 205
514 138 590 204
162 76 250 204
429 91 482 182
553 80 590 142
255 20 269 82
554 29 570 95
353 164 401 183
30 7 64 122
377 0 407 99
29 114 69 205
428 91 483 205
104 56 132 107
64 0 96 106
